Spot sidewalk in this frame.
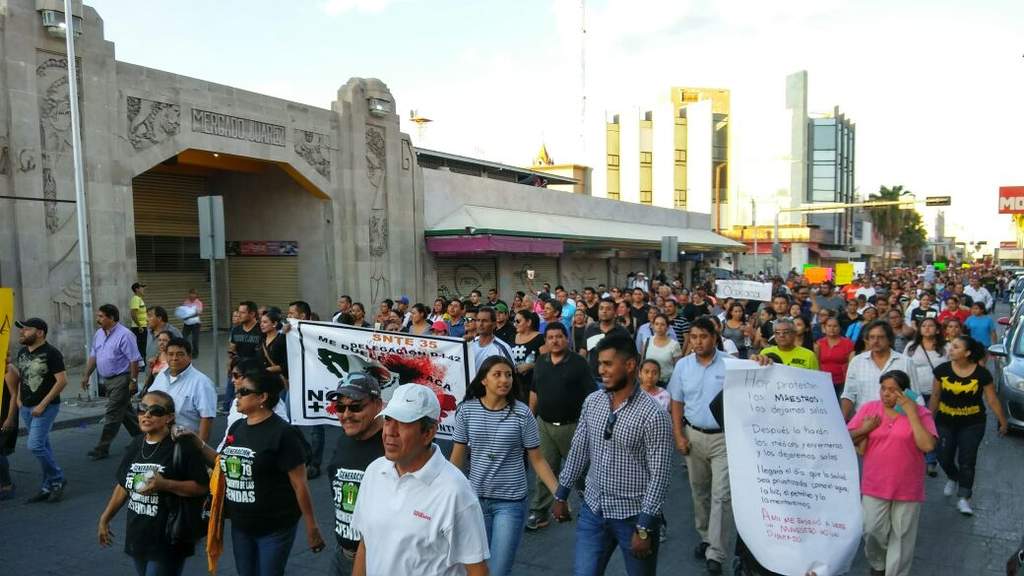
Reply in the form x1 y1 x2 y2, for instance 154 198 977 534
17 331 228 436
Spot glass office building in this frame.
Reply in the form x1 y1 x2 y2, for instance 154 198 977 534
807 108 855 245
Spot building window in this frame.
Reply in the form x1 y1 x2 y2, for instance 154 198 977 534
640 189 653 204
640 151 652 164
674 149 686 162
607 154 620 167
813 124 836 150
674 188 686 209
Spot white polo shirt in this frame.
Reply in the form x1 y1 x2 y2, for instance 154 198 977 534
351 444 489 576
841 351 920 414
148 364 217 434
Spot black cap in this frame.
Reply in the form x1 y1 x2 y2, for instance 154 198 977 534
15 318 47 333
131 282 146 291
334 372 381 401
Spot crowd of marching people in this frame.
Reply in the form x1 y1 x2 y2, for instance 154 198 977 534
2 263 1023 576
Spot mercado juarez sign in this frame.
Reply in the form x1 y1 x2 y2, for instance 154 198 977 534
191 108 286 147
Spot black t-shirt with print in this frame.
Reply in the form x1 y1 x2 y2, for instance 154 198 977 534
683 301 713 322
327 429 385 552
115 436 209 560
230 323 262 360
15 343 66 407
933 362 993 427
220 414 307 535
494 322 517 347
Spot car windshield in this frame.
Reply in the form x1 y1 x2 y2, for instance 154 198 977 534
1014 322 1024 357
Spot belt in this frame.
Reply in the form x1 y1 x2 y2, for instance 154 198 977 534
543 419 577 427
687 423 723 435
100 371 130 380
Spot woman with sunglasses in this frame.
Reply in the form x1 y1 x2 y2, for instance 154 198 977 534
511 311 545 398
98 391 209 576
450 356 559 576
180 365 325 575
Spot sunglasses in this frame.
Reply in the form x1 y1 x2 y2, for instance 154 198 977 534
137 403 172 417
604 411 618 441
235 388 260 398
332 402 367 414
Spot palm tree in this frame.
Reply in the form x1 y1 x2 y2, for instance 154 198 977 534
868 185 913 266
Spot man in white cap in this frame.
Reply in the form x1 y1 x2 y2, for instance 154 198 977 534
351 384 489 576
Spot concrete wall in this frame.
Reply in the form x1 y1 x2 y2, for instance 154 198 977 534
215 168 333 317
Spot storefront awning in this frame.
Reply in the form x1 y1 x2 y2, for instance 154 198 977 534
426 205 745 252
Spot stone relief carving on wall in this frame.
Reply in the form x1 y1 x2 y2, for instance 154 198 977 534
366 125 390 304
16 148 33 172
51 275 82 328
0 136 9 175
126 96 180 151
37 54 80 234
294 129 331 180
401 139 412 171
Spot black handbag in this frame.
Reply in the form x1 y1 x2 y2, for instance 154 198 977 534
164 440 210 546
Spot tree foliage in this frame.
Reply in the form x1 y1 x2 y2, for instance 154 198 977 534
899 209 928 265
867 185 919 265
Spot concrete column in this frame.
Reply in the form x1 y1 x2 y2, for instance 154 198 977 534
686 99 712 215
619 107 640 204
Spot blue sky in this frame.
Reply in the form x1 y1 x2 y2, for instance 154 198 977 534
91 0 1024 247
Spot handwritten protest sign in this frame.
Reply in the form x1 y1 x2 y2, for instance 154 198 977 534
286 320 471 439
716 280 773 302
834 263 854 286
852 261 867 276
724 364 861 576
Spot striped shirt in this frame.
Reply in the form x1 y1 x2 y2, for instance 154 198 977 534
452 399 540 500
555 385 673 528
670 314 690 347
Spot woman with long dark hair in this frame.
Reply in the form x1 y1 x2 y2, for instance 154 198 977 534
406 303 432 336
427 298 447 324
98 390 210 576
721 303 750 359
259 308 287 381
929 336 1008 516
641 314 683 385
510 310 545 397
815 315 855 398
449 356 559 576
181 368 325 575
905 317 947 477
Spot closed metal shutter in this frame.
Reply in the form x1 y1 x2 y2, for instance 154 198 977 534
133 172 211 329
132 172 208 236
610 258 648 288
435 258 497 301
561 258 609 290
505 256 559 296
228 257 300 313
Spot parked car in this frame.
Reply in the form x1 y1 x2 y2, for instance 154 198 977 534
989 314 1024 432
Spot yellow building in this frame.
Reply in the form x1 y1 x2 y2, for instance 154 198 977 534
603 87 731 231
529 144 592 195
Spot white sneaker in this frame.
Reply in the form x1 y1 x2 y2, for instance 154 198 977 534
957 498 974 516
943 480 957 497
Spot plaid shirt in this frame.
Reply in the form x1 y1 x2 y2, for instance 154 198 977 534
555 384 673 528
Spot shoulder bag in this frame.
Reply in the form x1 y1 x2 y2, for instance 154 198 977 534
165 440 211 546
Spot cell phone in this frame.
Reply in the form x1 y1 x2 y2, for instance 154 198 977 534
894 389 920 415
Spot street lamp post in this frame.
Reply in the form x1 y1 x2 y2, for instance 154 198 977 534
63 0 96 398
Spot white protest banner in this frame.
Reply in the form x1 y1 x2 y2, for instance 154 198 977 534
724 364 861 576
716 280 773 302
286 320 470 439
852 261 866 276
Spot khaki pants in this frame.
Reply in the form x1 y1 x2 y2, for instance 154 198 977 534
685 426 733 563
530 418 577 517
862 495 920 576
95 373 140 453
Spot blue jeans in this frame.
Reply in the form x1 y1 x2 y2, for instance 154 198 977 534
231 523 298 576
19 404 63 491
574 502 660 576
132 555 186 576
480 497 527 576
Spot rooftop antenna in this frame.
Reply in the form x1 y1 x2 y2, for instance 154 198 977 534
409 109 433 144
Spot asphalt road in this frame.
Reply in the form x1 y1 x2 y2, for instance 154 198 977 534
2 312 1022 575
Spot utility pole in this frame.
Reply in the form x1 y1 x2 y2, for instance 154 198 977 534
64 0 95 396
751 197 758 274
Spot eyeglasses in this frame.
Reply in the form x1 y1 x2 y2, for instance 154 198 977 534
235 388 260 398
604 411 618 440
332 402 367 414
773 329 794 336
137 403 172 417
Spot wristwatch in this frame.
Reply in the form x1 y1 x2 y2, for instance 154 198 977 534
635 526 649 540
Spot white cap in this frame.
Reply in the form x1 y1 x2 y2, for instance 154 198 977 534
379 384 441 423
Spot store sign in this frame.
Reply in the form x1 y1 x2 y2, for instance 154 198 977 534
1000 241 1019 250
998 187 1024 214
226 240 298 256
191 108 286 147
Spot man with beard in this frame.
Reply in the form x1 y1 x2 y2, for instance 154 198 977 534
6 318 68 502
551 335 672 575
327 373 385 576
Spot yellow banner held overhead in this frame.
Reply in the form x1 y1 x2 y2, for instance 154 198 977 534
835 263 854 286
0 288 12 400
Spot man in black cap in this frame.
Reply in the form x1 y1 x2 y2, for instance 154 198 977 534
6 318 68 502
326 372 385 576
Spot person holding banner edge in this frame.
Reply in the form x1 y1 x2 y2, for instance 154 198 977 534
668 316 773 575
